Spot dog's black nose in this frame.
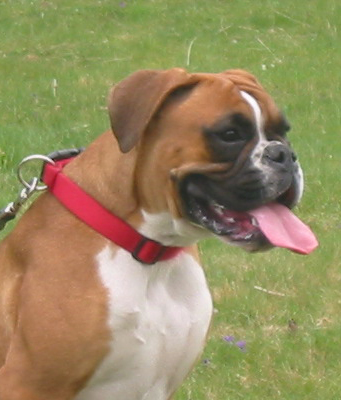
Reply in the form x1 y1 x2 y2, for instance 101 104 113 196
262 142 293 168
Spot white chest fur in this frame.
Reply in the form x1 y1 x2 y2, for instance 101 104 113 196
75 246 213 400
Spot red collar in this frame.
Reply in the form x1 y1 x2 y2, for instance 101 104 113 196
42 158 183 264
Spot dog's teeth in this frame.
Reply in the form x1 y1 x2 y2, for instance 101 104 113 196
226 217 235 223
212 204 225 215
245 233 253 240
251 217 258 226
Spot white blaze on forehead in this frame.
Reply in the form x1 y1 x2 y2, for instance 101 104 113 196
240 90 265 140
240 90 268 166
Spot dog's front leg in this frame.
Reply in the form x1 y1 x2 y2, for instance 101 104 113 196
0 367 75 400
0 334 76 400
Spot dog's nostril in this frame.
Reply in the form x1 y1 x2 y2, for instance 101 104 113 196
274 150 286 164
291 152 297 163
263 144 290 165
264 146 286 164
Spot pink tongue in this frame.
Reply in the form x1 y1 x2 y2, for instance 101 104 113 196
249 203 318 254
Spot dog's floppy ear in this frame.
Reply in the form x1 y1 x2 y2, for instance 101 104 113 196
108 68 191 153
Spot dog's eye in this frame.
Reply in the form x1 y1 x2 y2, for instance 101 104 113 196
217 129 241 143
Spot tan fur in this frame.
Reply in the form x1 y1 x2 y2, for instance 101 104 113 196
0 68 282 399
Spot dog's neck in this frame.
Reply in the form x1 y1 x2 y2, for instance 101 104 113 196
64 131 141 225
63 131 208 248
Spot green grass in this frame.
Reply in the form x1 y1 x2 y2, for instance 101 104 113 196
1 0 341 398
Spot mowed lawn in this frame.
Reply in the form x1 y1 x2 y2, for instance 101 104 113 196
1 0 341 399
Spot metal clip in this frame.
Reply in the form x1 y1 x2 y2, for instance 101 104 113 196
0 177 39 231
17 154 55 192
0 204 17 230
1 151 82 232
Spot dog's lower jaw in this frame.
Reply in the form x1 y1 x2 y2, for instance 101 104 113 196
140 209 212 247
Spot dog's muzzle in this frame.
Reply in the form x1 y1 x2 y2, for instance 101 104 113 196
177 140 304 251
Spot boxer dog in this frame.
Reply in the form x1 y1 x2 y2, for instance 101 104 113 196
0 68 317 400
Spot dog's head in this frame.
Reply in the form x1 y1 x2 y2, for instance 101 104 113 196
108 68 316 253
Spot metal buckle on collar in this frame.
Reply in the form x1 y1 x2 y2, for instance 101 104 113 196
0 148 84 232
132 237 167 265
18 154 56 191
0 155 55 231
